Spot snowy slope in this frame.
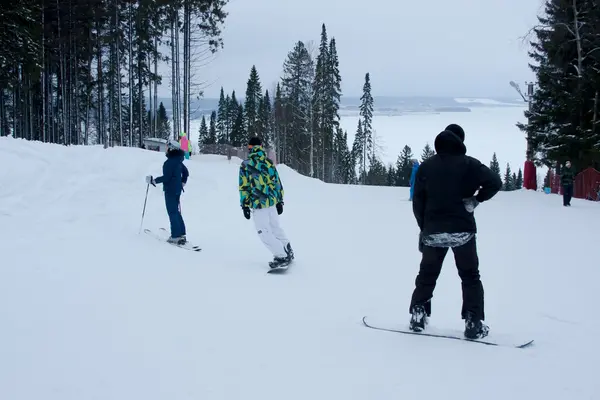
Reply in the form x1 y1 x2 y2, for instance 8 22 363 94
0 137 598 400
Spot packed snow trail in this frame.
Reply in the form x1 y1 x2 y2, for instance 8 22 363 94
0 137 598 399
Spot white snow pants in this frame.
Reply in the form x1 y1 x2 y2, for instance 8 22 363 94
252 206 289 258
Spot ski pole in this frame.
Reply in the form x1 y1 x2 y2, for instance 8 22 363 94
139 183 150 234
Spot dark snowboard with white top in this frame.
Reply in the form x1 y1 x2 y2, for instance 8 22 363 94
362 316 533 348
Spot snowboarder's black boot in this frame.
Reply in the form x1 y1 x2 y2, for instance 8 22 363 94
464 312 489 339
269 256 290 269
409 304 427 332
284 243 294 261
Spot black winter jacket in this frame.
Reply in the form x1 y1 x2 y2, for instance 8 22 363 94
412 130 502 235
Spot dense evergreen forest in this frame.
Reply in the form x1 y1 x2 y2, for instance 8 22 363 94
198 23 523 189
518 0 600 173
3 0 591 191
0 0 228 147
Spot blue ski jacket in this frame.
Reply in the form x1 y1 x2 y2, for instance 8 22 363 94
155 149 189 195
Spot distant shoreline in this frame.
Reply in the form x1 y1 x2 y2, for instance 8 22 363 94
155 96 527 119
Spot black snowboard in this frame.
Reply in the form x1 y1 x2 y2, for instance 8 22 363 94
362 316 534 348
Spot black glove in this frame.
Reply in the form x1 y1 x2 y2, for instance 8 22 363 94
276 202 283 215
418 232 424 253
242 206 251 220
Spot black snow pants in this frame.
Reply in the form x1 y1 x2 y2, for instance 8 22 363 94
563 184 573 206
409 236 485 321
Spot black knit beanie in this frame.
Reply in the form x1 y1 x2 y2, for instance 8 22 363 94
248 136 261 146
445 124 465 142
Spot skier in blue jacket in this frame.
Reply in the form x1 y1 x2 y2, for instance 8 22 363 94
146 140 189 244
409 159 420 201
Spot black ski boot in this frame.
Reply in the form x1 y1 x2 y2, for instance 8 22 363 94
464 312 489 339
168 235 186 245
269 256 290 269
409 304 427 332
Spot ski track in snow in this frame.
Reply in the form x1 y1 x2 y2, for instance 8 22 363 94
0 136 598 399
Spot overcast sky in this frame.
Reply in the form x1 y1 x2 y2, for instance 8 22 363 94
156 0 545 99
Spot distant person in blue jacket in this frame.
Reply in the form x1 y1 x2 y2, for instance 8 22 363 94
409 159 420 201
146 140 189 244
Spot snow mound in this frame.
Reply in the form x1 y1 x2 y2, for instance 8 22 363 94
0 136 598 399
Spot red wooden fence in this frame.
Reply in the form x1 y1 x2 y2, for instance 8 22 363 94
550 167 600 200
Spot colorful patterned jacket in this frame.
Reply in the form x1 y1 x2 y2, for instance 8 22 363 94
239 146 284 209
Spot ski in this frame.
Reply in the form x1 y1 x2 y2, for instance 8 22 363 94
362 316 534 348
144 228 201 252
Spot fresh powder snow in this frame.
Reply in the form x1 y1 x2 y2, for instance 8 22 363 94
0 129 598 399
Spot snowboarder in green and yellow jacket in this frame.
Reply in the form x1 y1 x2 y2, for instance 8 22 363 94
239 136 294 269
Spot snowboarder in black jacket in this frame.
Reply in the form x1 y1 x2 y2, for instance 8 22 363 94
409 124 502 339
561 160 575 206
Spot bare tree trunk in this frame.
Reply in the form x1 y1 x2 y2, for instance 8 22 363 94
23 73 28 140
116 0 123 146
108 23 114 148
573 0 583 80
175 9 181 137
29 75 33 140
593 91 598 135
571 0 586 133
0 89 4 137
148 51 153 137
153 37 158 137
49 70 54 142
62 45 67 144
67 1 71 144
96 19 105 147
84 27 92 145
183 0 189 138
138 50 143 148
12 82 17 138
74 37 80 145
41 1 46 142
128 1 133 146
171 15 177 139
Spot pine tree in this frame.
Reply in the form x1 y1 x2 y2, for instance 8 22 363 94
273 83 285 158
360 73 374 172
339 130 356 184
387 164 396 186
312 24 330 180
396 145 414 186
244 65 262 141
230 102 246 147
279 41 314 175
156 102 170 139
366 158 387 185
257 90 273 147
544 168 552 188
490 152 502 182
421 143 435 161
198 115 209 145
216 87 227 143
504 163 515 191
352 119 365 180
516 0 600 168
516 168 523 189
219 93 233 144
